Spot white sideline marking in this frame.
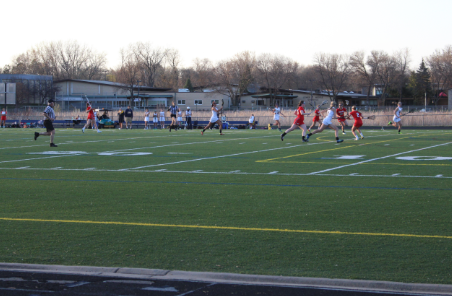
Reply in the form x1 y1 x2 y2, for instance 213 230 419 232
229 170 241 173
308 142 452 175
268 171 278 174
15 166 30 169
0 155 78 164
392 173 400 176
349 173 358 176
125 141 331 170
1 166 451 179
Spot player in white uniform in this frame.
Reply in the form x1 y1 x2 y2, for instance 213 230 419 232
388 102 403 134
153 111 158 129
159 109 165 129
144 109 150 129
272 104 285 131
201 102 224 135
306 101 344 143
177 110 183 126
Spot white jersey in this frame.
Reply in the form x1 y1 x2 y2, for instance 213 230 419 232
177 111 183 122
144 111 150 121
393 107 402 122
273 107 280 121
210 107 219 123
186 110 192 117
249 116 255 123
323 109 334 125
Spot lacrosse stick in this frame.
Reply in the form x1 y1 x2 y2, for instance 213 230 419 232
345 100 349 106
365 115 376 120
319 100 329 108
401 109 415 116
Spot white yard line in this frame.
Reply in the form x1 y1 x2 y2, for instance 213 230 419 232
0 167 451 179
307 142 452 175
0 154 79 164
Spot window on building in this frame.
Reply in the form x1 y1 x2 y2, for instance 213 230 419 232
177 99 186 105
211 99 219 104
195 100 203 105
256 100 265 106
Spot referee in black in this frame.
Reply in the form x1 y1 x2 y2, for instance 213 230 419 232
168 101 179 132
34 99 58 147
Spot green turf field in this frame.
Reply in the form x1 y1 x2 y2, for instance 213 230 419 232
1 127 451 284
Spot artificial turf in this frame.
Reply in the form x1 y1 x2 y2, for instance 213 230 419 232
0 127 451 284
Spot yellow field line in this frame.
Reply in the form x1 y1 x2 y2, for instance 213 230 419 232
258 137 410 163
1 217 451 239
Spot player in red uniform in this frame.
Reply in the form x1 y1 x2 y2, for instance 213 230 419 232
82 102 101 133
1 108 6 128
336 103 348 135
280 101 312 142
348 106 364 140
308 104 321 132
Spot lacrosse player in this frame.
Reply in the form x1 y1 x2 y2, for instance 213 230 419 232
281 101 311 142
307 101 344 143
388 102 403 134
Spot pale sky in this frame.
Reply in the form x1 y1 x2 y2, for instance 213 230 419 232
1 0 451 71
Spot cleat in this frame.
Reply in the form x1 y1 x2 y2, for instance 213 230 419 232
387 121 392 125
82 127 85 133
34 132 39 140
342 132 346 135
361 136 364 139
337 139 344 143
354 138 359 141
97 130 102 133
302 138 308 142
201 131 204 135
280 134 284 141
220 133 224 135
306 134 310 140
50 143 58 147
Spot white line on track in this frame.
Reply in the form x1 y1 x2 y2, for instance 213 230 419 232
307 142 452 175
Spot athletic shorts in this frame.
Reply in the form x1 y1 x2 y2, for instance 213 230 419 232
87 115 95 120
293 117 304 126
312 117 320 122
160 117 165 122
171 114 176 118
273 115 280 121
177 117 183 122
338 118 346 122
210 117 219 123
353 121 363 129
145 117 150 122
125 117 132 123
393 116 401 123
118 117 124 123
1 116 6 121
44 120 54 132
323 119 332 126
153 118 158 123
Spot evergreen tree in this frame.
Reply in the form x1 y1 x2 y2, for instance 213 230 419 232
184 78 194 92
409 60 433 105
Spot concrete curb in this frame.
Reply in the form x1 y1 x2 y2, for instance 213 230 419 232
1 263 452 295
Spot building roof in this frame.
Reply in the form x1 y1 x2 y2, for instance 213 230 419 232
54 79 171 92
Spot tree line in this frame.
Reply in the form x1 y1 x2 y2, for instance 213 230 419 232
1 41 451 106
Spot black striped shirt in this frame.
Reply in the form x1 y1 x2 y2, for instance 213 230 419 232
169 105 178 115
43 106 55 120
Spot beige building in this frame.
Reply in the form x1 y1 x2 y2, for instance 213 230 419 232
54 79 230 111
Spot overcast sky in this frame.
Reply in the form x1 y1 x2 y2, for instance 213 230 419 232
1 0 450 70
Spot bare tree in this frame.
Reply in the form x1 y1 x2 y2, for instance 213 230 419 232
350 51 376 104
130 42 168 88
212 51 256 107
393 48 411 100
367 50 398 106
114 49 141 96
313 53 351 101
427 45 452 105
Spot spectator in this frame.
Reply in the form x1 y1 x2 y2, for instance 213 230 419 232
249 114 255 129
185 107 192 129
125 106 133 129
118 108 125 129
73 115 81 127
1 108 6 128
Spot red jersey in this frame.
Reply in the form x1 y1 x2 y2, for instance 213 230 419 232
336 107 347 122
349 110 363 127
293 106 305 126
1 110 6 120
87 106 95 119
